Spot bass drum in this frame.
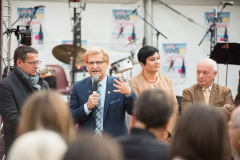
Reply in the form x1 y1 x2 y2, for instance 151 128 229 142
111 58 133 74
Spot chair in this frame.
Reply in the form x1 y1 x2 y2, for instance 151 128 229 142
45 65 70 95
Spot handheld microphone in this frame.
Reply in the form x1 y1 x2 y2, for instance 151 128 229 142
33 5 45 9
93 75 99 94
131 5 140 15
221 1 234 5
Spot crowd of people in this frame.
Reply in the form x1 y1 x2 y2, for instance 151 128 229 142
0 45 238 160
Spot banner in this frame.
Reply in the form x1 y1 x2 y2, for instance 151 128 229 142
17 8 45 45
161 43 186 84
204 12 230 41
111 9 137 51
202 12 230 54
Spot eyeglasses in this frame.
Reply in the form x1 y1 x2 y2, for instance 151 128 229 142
23 60 42 66
86 61 105 66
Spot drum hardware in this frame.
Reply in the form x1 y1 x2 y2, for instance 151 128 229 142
110 39 139 76
110 58 133 74
52 44 86 66
123 38 140 48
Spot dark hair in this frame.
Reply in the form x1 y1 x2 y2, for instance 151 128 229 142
14 45 38 65
137 45 159 65
135 89 173 128
170 104 226 160
63 132 123 160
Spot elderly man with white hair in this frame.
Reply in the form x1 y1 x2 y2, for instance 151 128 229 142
181 58 235 160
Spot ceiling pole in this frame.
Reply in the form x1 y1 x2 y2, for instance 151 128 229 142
144 0 153 46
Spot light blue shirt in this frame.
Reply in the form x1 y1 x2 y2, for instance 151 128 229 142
84 76 107 131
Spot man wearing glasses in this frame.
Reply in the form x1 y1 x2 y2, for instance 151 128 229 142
0 45 49 155
70 47 136 138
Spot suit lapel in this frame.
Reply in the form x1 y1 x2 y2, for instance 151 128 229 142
103 75 112 123
196 84 205 103
209 83 217 105
84 77 96 119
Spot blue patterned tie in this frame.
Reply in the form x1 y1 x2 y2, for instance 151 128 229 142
95 83 102 138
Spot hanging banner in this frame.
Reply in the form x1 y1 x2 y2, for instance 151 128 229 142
204 12 230 41
161 43 186 84
17 8 45 45
202 12 230 54
111 9 137 51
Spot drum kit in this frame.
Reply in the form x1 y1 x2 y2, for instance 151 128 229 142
110 38 139 76
51 38 139 83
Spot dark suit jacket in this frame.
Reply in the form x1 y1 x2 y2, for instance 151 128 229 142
118 128 169 160
181 82 235 160
0 67 49 155
70 75 136 137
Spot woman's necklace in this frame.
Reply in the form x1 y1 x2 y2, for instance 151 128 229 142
142 70 158 84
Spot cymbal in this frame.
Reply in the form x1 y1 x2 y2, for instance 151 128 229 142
52 44 86 66
123 38 140 48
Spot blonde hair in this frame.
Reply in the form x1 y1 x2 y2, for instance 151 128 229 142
8 130 67 160
17 90 75 140
85 47 109 62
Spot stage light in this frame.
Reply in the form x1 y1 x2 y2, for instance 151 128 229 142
70 0 80 2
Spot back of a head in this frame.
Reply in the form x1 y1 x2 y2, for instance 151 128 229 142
17 90 74 140
8 130 67 160
135 89 173 128
63 132 123 160
170 104 226 160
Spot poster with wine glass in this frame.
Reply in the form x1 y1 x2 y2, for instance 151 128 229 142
161 43 186 84
17 8 45 45
111 9 138 51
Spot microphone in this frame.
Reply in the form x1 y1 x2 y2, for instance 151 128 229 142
33 5 45 9
93 75 99 94
131 5 140 15
82 0 86 10
221 1 234 5
213 7 217 19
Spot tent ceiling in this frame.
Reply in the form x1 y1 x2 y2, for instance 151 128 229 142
13 0 240 6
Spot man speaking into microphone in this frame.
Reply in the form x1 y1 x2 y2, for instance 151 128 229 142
70 47 136 137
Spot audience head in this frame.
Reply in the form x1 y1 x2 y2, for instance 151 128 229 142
197 58 217 88
134 89 173 129
84 47 109 81
17 90 75 140
8 130 67 160
63 132 123 160
137 45 159 66
170 104 226 160
228 107 240 151
14 45 40 76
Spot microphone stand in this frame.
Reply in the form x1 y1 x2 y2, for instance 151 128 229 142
135 12 167 49
198 4 228 54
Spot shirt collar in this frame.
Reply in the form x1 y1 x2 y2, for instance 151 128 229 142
91 75 107 87
202 83 213 92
